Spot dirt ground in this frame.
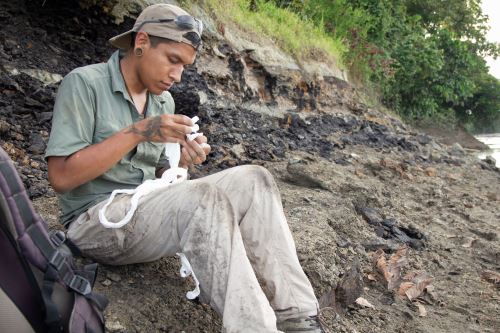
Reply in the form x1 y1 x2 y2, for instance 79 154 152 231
1 1 499 332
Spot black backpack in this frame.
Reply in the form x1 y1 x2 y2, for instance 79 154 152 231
0 146 107 333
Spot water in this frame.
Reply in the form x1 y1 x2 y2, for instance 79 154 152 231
475 133 500 167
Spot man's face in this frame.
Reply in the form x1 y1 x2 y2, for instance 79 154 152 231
137 38 197 95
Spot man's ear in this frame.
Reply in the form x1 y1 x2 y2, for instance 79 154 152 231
134 31 150 49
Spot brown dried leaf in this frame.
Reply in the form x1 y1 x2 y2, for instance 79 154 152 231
367 273 377 281
416 302 427 317
481 270 500 285
387 247 409 290
355 297 375 309
398 281 414 297
405 272 433 301
403 270 421 281
378 256 391 282
372 247 409 290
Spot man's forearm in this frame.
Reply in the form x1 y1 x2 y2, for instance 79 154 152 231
48 128 143 193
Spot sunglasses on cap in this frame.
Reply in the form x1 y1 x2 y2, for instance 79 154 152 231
135 15 203 50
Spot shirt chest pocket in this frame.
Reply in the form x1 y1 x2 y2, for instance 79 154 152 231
131 142 164 178
93 104 131 143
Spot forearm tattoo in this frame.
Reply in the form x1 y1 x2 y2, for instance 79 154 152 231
126 116 166 141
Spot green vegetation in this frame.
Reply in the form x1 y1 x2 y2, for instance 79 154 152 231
270 0 500 133
193 0 500 133
203 0 345 63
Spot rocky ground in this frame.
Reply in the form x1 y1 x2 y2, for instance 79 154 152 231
1 1 499 332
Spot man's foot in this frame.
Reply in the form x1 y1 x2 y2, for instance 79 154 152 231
277 315 326 333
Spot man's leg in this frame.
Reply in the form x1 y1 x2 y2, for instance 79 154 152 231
196 165 319 321
67 179 279 332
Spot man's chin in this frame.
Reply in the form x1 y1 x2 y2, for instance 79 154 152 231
150 87 169 95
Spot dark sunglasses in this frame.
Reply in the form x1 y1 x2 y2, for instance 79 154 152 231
135 15 203 49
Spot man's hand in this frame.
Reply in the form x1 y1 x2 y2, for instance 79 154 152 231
179 135 211 168
126 114 194 144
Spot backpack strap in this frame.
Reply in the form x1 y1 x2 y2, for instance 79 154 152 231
0 148 107 332
0 211 47 333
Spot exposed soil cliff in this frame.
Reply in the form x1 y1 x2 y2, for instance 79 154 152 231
1 1 498 332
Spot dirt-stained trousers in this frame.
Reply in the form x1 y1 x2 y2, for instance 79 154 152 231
67 165 319 332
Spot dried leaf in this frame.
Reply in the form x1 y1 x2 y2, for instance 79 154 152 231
425 285 438 300
398 281 414 297
367 273 377 281
405 272 433 301
403 270 421 281
387 247 409 290
372 249 392 283
355 297 375 309
481 270 500 285
372 247 409 290
416 302 427 317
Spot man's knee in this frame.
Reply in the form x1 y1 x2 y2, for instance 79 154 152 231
236 165 275 188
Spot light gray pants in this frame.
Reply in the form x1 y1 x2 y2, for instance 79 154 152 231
67 165 319 332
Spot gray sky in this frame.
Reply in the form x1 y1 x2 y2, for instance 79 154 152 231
482 0 500 78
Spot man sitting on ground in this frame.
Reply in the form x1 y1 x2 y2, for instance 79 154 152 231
45 4 323 332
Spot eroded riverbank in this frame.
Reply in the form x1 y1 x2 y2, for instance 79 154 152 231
1 1 499 332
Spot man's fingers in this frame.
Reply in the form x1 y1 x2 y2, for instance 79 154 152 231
182 145 198 163
201 143 211 155
188 140 207 161
165 121 193 135
181 147 193 165
168 114 194 126
194 135 208 144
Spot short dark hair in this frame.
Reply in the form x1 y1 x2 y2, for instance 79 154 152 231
130 32 172 48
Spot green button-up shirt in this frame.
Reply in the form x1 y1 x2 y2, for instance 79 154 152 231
45 51 174 226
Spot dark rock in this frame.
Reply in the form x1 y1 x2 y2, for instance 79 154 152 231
355 206 383 226
0 119 9 134
484 156 497 166
416 133 432 145
35 111 53 124
29 132 46 154
3 38 18 51
335 260 364 312
363 239 401 252
24 96 45 109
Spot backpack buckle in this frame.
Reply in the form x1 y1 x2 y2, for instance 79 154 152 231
49 250 66 271
68 274 91 295
49 230 66 247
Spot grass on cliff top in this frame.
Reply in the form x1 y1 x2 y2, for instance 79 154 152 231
202 0 346 66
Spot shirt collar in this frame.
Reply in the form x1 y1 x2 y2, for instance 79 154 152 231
109 50 128 96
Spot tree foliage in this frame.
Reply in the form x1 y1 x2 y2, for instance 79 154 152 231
266 0 500 133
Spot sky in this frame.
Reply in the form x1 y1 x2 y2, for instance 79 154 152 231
482 0 500 79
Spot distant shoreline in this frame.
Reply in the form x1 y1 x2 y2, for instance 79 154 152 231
416 125 490 151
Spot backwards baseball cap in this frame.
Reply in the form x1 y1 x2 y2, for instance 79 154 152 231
109 4 203 50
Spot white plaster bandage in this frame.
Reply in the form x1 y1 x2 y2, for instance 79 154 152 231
98 115 204 299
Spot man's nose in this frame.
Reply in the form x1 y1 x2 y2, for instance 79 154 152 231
169 65 184 83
